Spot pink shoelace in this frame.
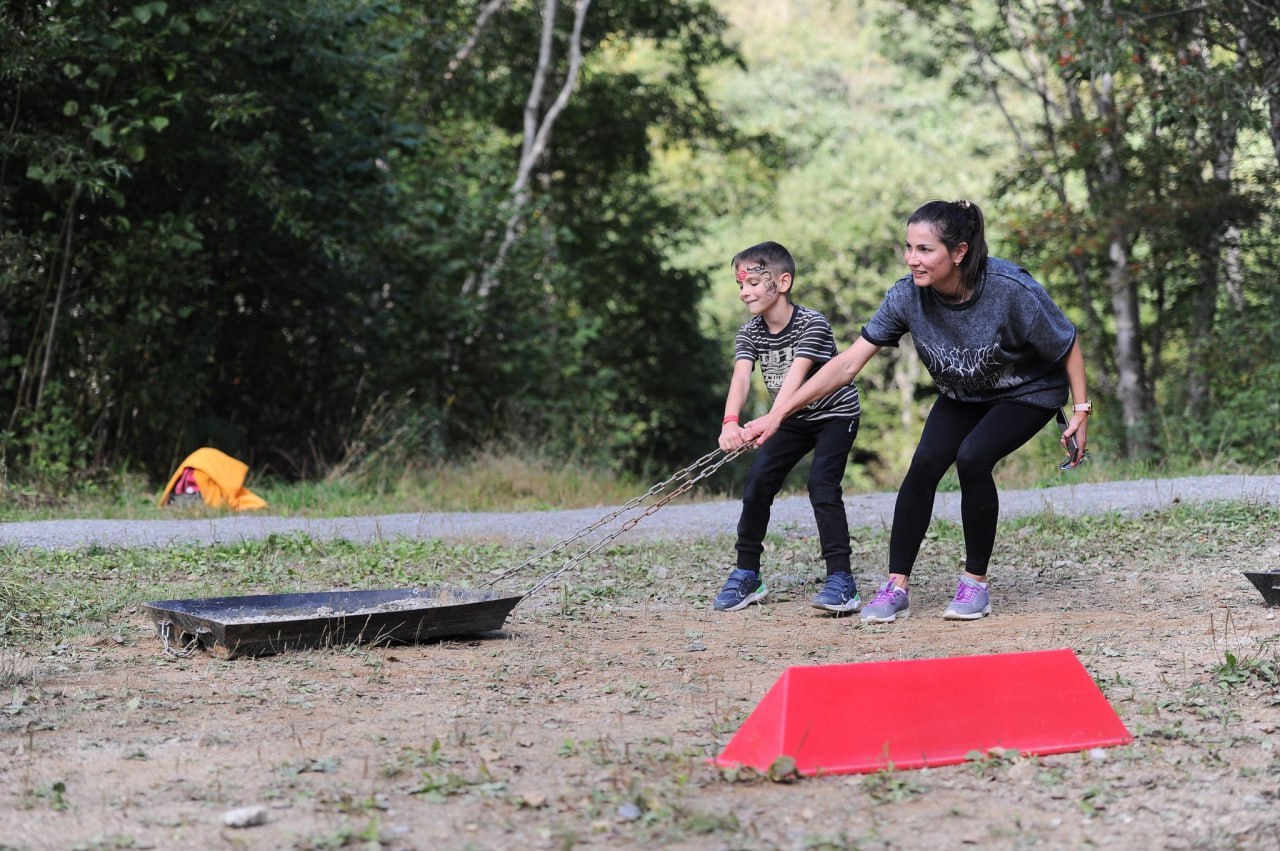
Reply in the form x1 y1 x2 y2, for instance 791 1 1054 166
870 585 903 606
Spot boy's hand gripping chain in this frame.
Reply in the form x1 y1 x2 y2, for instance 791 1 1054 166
484 446 748 599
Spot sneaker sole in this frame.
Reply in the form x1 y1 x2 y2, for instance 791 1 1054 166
716 588 768 612
861 608 910 624
943 605 990 621
812 598 862 613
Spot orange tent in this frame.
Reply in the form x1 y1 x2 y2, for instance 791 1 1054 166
157 447 267 511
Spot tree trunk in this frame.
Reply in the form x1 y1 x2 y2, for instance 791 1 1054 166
1104 233 1149 454
444 0 507 83
1073 59 1152 456
1222 225 1244 310
465 0 592 299
1183 26 1241 422
34 186 82 415
1240 1 1280 167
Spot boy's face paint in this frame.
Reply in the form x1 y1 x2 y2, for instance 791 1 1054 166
736 262 784 315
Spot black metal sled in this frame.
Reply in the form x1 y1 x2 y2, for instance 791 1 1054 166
1243 571 1280 607
144 586 523 659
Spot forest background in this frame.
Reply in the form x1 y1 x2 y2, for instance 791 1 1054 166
2 0 1278 505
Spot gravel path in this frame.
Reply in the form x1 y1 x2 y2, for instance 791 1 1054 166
3 474 1278 551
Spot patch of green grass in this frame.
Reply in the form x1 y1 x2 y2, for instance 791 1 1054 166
294 818 392 850
4 442 1275 523
1215 652 1279 690
1004 499 1280 565
70 836 141 851
0 446 678 521
0 502 1275 656
0 577 54 641
861 768 927 803
963 747 1018 777
275 446 663 515
22 779 68 812
3 486 1276 849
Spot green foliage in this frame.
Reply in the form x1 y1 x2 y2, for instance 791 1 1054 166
0 0 739 490
663 0 1016 481
884 0 1280 463
1164 240 1280 467
3 0 1278 493
4 383 94 484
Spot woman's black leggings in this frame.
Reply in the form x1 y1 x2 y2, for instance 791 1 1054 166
889 396 1055 577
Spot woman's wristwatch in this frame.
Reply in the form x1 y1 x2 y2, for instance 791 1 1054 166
1073 401 1093 415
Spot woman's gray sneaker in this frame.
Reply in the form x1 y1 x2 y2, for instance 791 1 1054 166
860 581 910 623
943 575 991 620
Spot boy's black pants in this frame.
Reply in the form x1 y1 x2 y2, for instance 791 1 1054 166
736 416 859 575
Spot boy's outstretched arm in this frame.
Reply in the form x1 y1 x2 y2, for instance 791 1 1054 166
719 359 755 451
745 337 881 445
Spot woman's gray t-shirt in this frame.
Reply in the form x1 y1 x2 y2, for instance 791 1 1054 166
860 257 1075 409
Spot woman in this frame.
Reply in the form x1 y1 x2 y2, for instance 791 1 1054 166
743 199 1091 623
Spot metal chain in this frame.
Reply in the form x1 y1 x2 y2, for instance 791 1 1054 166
158 621 201 659
482 445 737 589
507 445 748 600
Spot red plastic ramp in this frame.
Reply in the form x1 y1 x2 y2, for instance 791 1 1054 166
712 648 1131 775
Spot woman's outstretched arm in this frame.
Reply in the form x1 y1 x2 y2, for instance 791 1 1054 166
743 336 882 445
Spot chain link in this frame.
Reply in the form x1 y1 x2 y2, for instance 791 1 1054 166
158 621 202 658
483 445 748 598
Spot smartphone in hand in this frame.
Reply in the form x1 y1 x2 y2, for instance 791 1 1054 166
1057 409 1088 471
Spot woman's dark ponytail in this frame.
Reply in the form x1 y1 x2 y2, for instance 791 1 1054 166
955 200 988 292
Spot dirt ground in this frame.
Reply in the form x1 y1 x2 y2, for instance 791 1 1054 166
2 527 1279 850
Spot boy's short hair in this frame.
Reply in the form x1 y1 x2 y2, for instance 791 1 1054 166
732 241 796 281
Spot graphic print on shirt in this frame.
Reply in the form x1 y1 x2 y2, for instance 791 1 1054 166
734 305 861 420
758 346 794 395
920 341 1017 396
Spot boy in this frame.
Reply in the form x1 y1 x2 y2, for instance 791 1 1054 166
714 242 863 613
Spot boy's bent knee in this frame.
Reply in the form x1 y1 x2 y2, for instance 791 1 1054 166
808 481 844 506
